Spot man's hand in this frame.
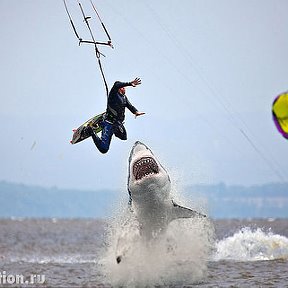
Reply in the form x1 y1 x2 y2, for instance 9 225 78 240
135 111 145 118
131 77 141 87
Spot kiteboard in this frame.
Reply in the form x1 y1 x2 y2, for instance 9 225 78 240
70 112 105 144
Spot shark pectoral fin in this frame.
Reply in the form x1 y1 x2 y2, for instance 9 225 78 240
171 200 207 220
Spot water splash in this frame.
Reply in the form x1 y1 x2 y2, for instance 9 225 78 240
214 227 288 261
99 206 214 287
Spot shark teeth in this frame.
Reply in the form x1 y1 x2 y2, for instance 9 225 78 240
133 157 159 180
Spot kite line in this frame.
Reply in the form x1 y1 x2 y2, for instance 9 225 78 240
63 0 113 97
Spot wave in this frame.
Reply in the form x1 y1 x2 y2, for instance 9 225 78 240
213 227 288 261
6 255 98 264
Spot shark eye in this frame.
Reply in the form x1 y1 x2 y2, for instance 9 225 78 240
133 157 159 180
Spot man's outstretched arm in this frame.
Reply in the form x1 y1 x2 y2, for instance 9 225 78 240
112 77 141 91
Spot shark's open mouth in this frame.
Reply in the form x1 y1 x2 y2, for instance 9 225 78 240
133 157 159 180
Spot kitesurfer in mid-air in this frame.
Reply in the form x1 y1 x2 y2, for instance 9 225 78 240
86 77 145 153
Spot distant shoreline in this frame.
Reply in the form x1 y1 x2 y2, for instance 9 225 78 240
1 181 288 219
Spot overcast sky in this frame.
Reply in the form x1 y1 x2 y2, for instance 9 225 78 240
1 0 287 191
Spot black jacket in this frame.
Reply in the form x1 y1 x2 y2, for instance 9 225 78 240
105 81 138 123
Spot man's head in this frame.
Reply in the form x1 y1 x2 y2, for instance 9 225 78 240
118 87 126 95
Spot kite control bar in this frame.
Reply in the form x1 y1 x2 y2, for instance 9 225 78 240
63 0 113 96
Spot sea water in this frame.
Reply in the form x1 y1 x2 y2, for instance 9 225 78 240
0 218 287 287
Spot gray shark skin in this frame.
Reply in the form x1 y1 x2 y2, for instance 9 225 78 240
116 141 207 263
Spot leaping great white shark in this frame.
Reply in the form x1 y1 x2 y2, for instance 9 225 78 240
116 141 207 263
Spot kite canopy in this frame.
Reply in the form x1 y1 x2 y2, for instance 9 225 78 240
272 92 288 139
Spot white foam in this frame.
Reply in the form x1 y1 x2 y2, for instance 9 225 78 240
214 227 288 261
99 207 214 287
